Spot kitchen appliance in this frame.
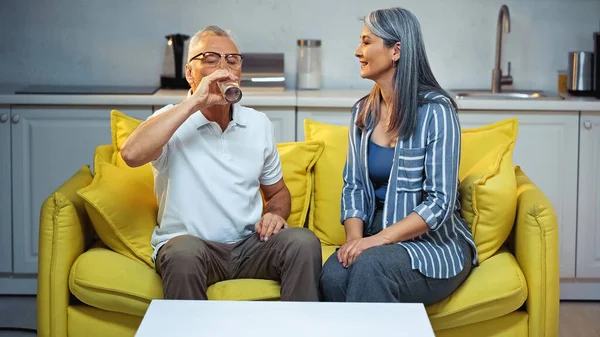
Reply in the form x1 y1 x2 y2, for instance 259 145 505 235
296 39 322 90
160 33 190 89
15 85 158 95
568 51 595 96
239 53 286 91
594 32 600 99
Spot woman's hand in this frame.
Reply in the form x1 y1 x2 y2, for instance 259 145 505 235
337 235 388 268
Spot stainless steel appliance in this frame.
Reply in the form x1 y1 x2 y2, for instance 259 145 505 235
239 53 285 91
568 51 595 96
160 34 190 89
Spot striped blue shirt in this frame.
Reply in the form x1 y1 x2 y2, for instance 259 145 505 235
341 93 478 279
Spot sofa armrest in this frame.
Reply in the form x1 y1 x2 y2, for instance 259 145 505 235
38 165 95 337
513 166 559 337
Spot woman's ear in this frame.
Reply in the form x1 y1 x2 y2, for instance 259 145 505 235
392 42 401 63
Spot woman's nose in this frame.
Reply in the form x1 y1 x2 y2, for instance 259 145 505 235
354 46 362 58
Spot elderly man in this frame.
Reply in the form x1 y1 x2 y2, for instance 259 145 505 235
121 26 321 301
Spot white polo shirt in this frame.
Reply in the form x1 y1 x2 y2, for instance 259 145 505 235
148 99 282 260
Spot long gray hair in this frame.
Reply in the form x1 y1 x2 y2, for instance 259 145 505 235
355 7 458 139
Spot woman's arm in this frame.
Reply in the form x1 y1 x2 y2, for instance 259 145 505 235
380 101 462 245
340 105 369 229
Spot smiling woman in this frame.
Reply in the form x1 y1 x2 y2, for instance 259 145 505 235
319 7 478 305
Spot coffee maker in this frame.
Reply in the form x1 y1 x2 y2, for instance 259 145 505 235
160 34 190 89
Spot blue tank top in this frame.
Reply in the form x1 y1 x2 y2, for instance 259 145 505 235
368 140 395 203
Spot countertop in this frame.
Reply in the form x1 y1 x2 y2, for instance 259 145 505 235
0 86 297 107
1 85 599 111
296 90 600 111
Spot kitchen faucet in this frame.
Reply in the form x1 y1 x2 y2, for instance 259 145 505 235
492 5 513 93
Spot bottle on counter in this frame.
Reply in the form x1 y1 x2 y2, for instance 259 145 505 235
297 39 322 90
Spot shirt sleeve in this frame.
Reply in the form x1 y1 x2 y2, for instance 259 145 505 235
341 105 369 224
260 119 283 186
413 102 462 231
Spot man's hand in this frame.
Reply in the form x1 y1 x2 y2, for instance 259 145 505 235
255 212 289 242
337 236 387 268
192 70 238 110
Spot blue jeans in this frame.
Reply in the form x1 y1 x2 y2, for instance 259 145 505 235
320 212 472 304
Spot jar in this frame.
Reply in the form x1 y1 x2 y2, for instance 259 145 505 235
557 70 567 95
296 39 322 90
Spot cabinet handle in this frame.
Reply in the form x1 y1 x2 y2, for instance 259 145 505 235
0 113 7 123
584 121 592 129
11 114 20 124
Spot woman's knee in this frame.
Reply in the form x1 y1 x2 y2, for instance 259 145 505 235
320 253 348 288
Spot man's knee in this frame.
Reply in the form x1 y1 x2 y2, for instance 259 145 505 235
278 228 321 252
158 235 208 271
277 227 321 250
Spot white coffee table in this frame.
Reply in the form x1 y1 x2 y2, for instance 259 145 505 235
135 300 435 337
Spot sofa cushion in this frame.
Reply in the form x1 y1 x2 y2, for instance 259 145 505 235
77 162 158 268
458 118 518 263
426 248 527 330
69 246 281 317
268 141 324 228
110 110 155 184
303 119 349 246
69 245 341 316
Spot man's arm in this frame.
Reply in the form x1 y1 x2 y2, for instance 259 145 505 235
121 99 196 167
256 179 291 241
120 70 237 167
261 179 291 220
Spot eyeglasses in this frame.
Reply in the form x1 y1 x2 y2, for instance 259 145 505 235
189 51 245 69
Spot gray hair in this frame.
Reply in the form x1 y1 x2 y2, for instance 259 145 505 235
356 7 457 139
188 25 237 59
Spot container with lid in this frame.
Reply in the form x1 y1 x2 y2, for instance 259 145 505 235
297 39 322 90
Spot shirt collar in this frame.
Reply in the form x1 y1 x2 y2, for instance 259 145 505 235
186 89 246 129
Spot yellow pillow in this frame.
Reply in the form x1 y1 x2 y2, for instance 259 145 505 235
110 110 154 185
94 144 114 175
303 119 349 246
275 141 324 228
459 118 518 263
77 161 158 268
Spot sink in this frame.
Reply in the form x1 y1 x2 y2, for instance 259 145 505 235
451 89 563 100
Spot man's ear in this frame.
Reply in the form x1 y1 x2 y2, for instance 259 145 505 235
185 63 194 87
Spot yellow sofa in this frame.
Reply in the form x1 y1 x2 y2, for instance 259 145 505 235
37 114 559 337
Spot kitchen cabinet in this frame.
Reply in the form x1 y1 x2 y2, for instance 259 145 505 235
253 107 296 143
576 112 600 278
10 105 152 274
0 106 12 273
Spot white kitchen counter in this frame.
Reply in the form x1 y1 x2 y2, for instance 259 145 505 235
297 89 600 111
0 85 599 111
0 87 297 107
